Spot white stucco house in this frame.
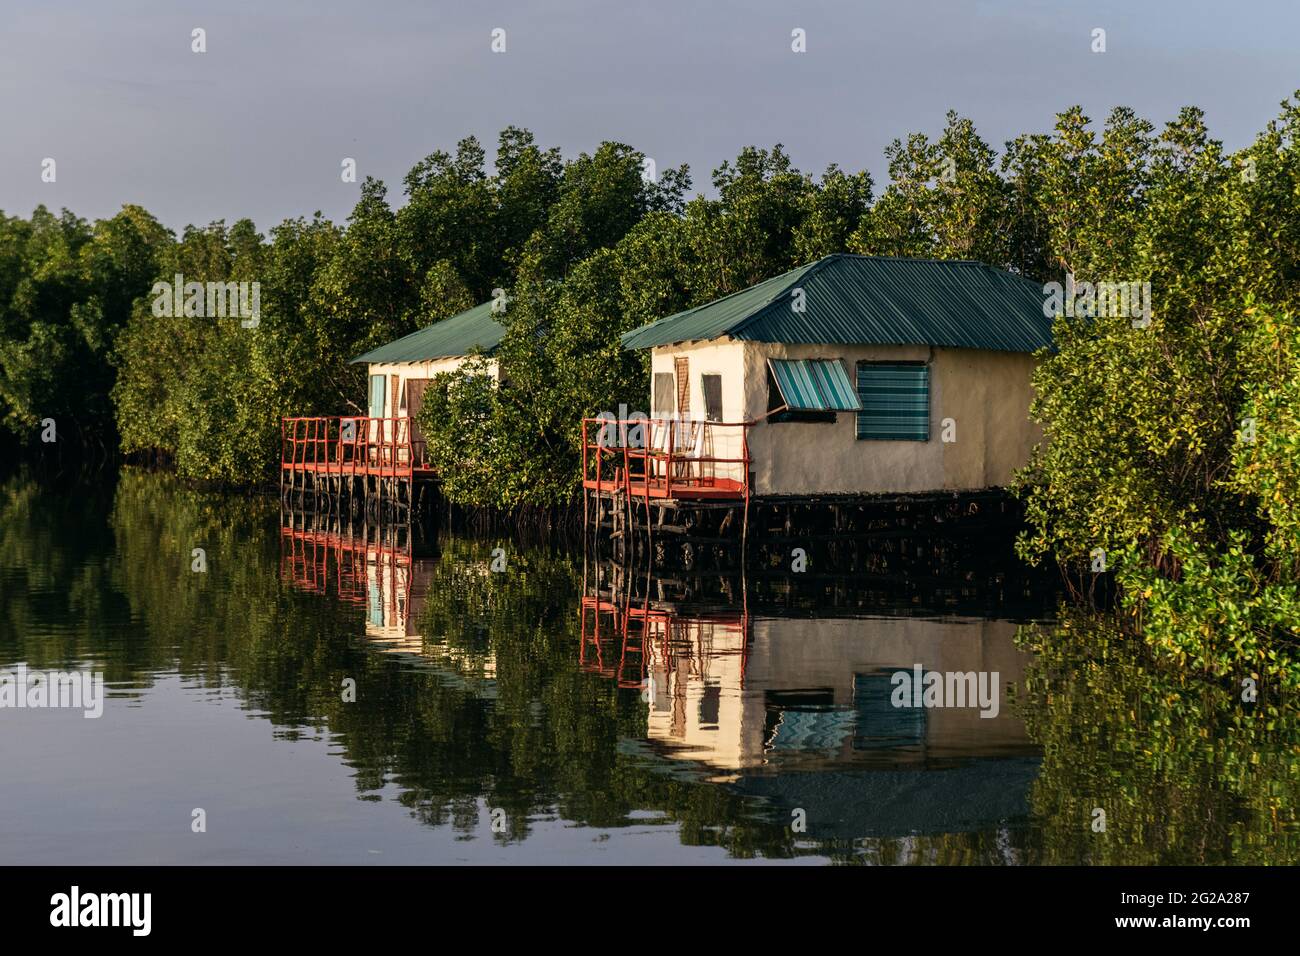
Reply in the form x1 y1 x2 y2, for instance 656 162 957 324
615 254 1053 500
350 300 504 460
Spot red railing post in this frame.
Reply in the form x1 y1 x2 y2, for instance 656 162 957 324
742 423 751 500
624 426 634 502
666 418 674 499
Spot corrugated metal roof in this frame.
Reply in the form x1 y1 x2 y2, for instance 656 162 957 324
351 301 505 364
769 359 862 411
620 254 1053 353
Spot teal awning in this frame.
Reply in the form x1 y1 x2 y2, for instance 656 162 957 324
769 359 862 412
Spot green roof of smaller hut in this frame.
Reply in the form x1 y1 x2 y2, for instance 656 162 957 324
351 300 505 364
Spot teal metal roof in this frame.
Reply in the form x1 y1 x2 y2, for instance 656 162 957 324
769 359 862 411
351 301 505 364
621 254 1053 353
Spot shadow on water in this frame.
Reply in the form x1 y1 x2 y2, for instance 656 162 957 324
1 468 1297 864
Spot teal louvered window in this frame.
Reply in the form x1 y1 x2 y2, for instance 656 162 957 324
856 362 930 441
767 358 860 424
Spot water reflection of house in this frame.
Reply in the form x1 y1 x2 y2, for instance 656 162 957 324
582 568 1043 839
279 512 495 677
637 612 1032 775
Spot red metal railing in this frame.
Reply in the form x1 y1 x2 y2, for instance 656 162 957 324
280 416 426 479
580 417 751 502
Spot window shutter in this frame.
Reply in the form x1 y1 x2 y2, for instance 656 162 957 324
674 357 690 414
653 373 675 416
856 363 929 441
702 374 723 422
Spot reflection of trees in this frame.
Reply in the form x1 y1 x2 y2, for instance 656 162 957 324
0 472 157 683
390 539 795 854
1014 613 1300 864
3 471 795 857
10 470 1295 863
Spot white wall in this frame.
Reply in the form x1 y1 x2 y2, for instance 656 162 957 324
365 356 500 417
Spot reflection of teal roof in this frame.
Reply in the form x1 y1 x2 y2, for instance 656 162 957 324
621 254 1053 353
351 301 505 364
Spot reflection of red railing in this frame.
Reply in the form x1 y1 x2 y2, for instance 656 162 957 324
579 594 750 690
280 416 426 479
278 517 412 621
580 417 751 502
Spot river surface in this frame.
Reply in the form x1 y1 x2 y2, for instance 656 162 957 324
1 471 1296 864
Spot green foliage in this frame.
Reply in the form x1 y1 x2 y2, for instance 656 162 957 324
1109 307 1300 689
111 217 290 481
0 204 170 451
101 128 692 486
6 104 1298 694
1011 94 1300 684
853 111 1009 265
1233 308 1300 571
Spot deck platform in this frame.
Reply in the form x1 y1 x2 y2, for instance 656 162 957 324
581 477 747 501
581 417 753 561
280 416 435 511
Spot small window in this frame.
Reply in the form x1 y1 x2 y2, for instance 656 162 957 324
698 684 721 727
653 372 675 416
852 673 926 750
701 374 723 422
766 365 835 424
856 362 930 441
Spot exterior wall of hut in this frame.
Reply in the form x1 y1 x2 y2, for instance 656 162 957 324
362 357 500 449
648 340 1041 497
365 356 500 417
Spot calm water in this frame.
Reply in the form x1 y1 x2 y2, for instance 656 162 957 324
1 471 1296 865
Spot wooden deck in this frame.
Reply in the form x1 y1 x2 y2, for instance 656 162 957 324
581 476 747 500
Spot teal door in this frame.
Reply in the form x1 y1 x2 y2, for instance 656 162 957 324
368 374 386 418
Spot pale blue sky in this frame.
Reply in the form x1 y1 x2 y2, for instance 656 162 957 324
2 0 1296 231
